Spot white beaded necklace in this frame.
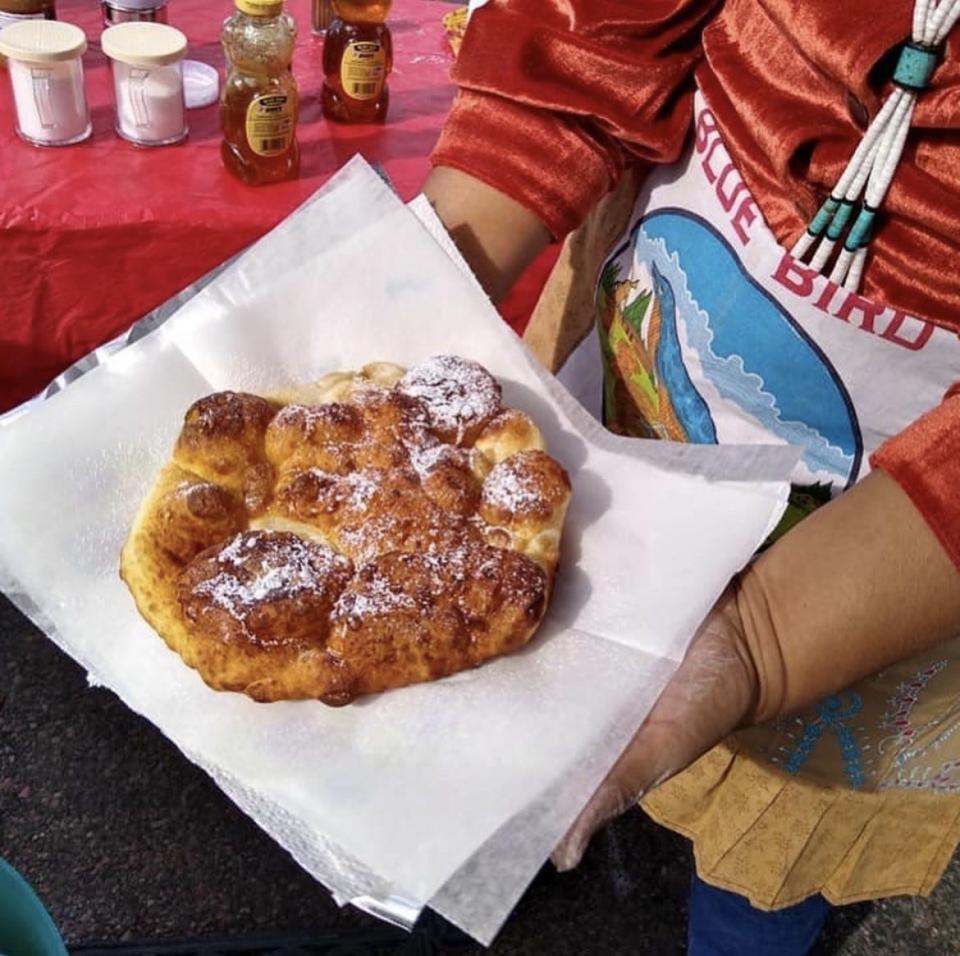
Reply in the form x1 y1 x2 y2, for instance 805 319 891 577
791 0 960 291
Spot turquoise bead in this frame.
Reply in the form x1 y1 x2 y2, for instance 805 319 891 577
826 200 855 240
893 42 938 90
844 207 876 250
809 196 839 236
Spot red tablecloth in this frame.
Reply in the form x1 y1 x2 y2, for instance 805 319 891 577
2 0 549 411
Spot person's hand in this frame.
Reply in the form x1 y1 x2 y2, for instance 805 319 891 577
552 470 960 871
551 583 758 870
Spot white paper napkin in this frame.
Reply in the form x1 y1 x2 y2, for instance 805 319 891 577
0 157 798 943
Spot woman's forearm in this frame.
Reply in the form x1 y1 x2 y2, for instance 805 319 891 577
553 468 960 868
738 469 960 724
423 166 551 303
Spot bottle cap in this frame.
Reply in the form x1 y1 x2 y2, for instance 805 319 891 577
235 0 284 15
102 21 187 67
0 19 86 63
183 58 219 108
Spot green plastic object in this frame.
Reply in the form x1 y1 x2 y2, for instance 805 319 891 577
0 859 67 956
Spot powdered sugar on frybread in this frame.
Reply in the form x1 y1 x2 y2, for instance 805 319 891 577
331 543 547 634
395 354 502 443
192 532 349 607
483 457 543 515
481 451 572 522
165 355 567 693
180 530 353 644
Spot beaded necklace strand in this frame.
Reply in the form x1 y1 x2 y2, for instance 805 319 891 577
791 0 960 291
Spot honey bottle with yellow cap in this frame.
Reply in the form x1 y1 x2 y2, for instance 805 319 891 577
321 0 393 123
220 0 299 185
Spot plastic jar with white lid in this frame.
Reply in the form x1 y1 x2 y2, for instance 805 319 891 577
0 19 91 146
102 21 187 146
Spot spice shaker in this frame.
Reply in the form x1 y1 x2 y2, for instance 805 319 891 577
0 0 56 30
0 19 90 145
102 21 187 146
101 0 167 29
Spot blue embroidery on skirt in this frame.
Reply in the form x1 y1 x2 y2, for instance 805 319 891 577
783 693 865 787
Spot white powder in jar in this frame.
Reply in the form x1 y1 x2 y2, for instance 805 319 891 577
102 21 187 146
114 63 185 145
7 57 90 145
0 19 91 146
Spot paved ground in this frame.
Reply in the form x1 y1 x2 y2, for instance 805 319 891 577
3 593 959 955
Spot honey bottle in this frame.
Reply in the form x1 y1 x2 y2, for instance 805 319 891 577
321 0 392 123
220 0 299 185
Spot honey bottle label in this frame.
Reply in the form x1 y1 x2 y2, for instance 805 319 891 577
245 93 295 157
340 39 386 101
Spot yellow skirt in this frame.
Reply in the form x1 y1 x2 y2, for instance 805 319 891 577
642 737 960 910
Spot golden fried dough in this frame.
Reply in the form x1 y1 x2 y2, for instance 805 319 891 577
120 355 571 704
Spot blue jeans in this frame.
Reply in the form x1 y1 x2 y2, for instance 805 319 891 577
688 873 831 956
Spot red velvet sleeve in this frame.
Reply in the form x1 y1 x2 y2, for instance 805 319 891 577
431 0 719 238
871 384 960 571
